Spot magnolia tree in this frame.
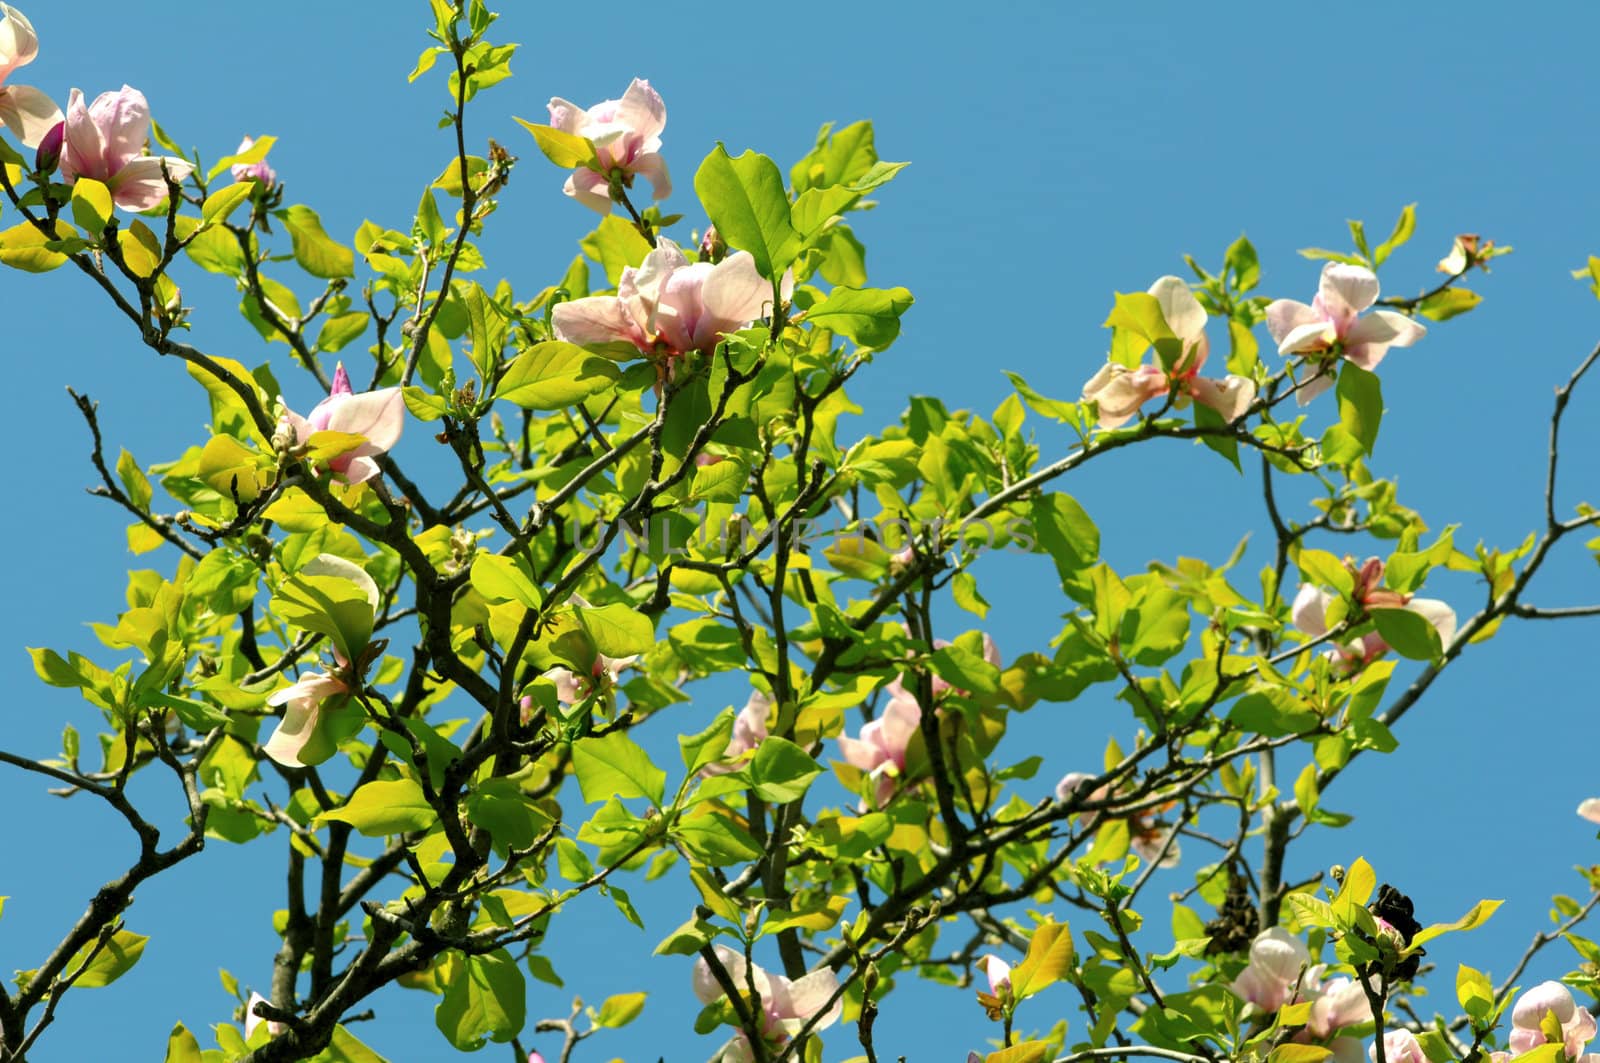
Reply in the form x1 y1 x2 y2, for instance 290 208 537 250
3 3 1600 1063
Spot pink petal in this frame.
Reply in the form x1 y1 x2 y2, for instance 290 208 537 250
0 4 38 79
546 96 584 134
615 78 666 143
0 83 59 147
1318 262 1381 317
1292 361 1335 405
702 251 772 333
563 167 612 214
1291 584 1332 638
1081 363 1168 428
552 295 646 352
107 155 192 211
1189 373 1255 423
1579 798 1600 824
321 388 404 452
60 88 105 182
1276 319 1335 356
93 85 151 173
1265 299 1322 346
1405 596 1456 647
630 151 671 200
1148 275 1206 344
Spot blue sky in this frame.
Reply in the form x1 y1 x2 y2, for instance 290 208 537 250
5 1 1600 1059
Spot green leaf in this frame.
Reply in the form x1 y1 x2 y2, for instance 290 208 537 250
435 950 526 1050
929 643 1001 694
1030 493 1100 582
1418 289 1481 321
1373 203 1416 267
164 1022 203 1063
513 118 597 169
1267 1047 1333 1063
0 219 70 272
1371 607 1442 661
1456 963 1494 1021
804 286 914 349
269 569 374 664
497 341 621 407
70 179 113 237
73 929 148 988
1412 899 1502 947
951 570 990 619
674 813 763 865
688 458 747 502
595 992 647 1028
279 205 354 279
1228 692 1318 738
201 182 255 226
693 144 799 280
571 731 666 805
1010 920 1076 1000
316 779 438 837
575 602 654 658
747 737 823 803
470 554 541 609
679 708 736 776
580 215 652 287
790 186 859 239
1336 361 1383 456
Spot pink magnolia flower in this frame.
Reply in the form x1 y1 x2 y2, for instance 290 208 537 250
1291 556 1456 670
1510 981 1597 1058
1056 771 1182 869
59 86 194 211
1579 798 1600 824
702 690 772 777
230 135 276 187
981 954 1012 997
691 944 841 1063
1306 976 1372 1038
1231 928 1314 1013
1082 276 1256 429
278 365 405 486
527 1053 547 1063
262 555 379 768
1371 1030 1426 1063
838 679 922 808
1265 263 1427 405
244 991 286 1041
546 651 636 708
553 238 785 364
546 78 671 214
0 5 60 147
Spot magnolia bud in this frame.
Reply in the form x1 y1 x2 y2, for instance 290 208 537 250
34 120 63 175
230 136 277 188
699 224 726 263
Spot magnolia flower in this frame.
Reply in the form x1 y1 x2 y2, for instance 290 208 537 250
546 651 636 708
59 86 194 211
1510 981 1598 1058
1081 276 1256 429
702 690 772 776
261 555 379 768
278 364 405 486
1371 1030 1426 1063
838 679 922 807
1231 928 1314 1013
1306 976 1372 1038
553 238 785 364
1056 771 1181 869
527 1053 547 1063
690 944 841 1063
1265 263 1426 405
1580 798 1600 824
981 954 1012 997
1291 556 1456 670
0 5 60 147
546 78 670 214
230 135 276 187
244 991 285 1041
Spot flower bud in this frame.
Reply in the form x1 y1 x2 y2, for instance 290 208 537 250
33 118 63 174
231 136 277 188
699 224 726 263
